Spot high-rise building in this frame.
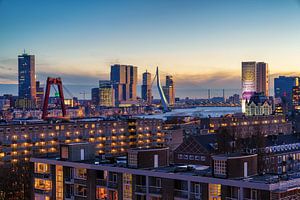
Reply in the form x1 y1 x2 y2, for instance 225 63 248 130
99 80 115 107
36 81 44 108
91 81 115 107
141 70 152 104
292 86 300 112
274 76 299 111
18 53 36 101
110 64 137 105
163 75 175 105
241 62 256 101
242 61 270 113
256 62 269 96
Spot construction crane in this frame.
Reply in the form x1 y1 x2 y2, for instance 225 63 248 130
80 91 87 100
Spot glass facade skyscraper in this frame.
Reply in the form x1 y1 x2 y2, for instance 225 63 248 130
18 53 36 107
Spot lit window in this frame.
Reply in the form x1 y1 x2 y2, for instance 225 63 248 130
34 163 50 174
34 178 52 191
74 168 87 179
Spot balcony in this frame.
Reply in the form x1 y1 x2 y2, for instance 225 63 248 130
190 192 202 200
107 181 118 189
135 185 147 194
174 189 188 199
96 179 107 186
149 186 162 195
65 177 74 184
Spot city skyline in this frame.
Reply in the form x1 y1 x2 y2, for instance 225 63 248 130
2 0 300 93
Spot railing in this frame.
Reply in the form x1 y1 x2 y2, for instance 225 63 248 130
107 181 118 188
190 192 202 200
149 186 162 194
135 185 147 193
174 189 188 199
96 179 107 186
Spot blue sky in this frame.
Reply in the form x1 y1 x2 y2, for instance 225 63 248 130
1 0 300 97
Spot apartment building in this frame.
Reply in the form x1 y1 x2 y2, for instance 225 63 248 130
31 143 300 200
0 117 164 164
200 114 292 138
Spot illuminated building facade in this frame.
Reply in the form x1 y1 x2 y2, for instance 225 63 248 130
292 86 300 112
99 80 115 107
141 71 152 104
245 92 273 116
0 118 164 164
163 75 175 105
18 53 36 107
200 115 292 138
241 62 256 112
92 81 115 107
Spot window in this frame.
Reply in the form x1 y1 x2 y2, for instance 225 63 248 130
189 155 194 160
113 174 118 183
184 154 188 160
74 168 87 179
75 184 87 197
156 178 161 188
201 156 206 161
34 178 52 191
214 160 226 176
178 154 183 159
278 156 282 164
195 156 200 161
96 187 107 200
34 163 50 174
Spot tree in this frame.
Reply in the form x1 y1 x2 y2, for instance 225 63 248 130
0 162 31 200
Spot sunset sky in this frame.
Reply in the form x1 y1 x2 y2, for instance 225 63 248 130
1 0 300 97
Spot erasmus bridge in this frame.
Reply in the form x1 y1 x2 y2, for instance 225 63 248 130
151 67 170 112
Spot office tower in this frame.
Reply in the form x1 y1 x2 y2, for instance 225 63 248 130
256 62 269 96
110 64 137 105
36 81 44 108
274 76 299 111
99 80 115 107
91 87 100 105
92 81 115 107
241 62 256 112
292 86 300 112
163 75 175 105
242 62 256 100
18 52 36 101
141 70 152 104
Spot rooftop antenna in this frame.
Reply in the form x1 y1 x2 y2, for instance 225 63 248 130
23 49 26 55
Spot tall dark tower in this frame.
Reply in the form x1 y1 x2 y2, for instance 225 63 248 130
18 52 36 101
141 70 152 104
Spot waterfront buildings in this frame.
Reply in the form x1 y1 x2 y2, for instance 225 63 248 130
163 75 175 106
241 61 270 113
31 142 300 200
245 92 273 116
0 117 164 164
18 53 36 108
141 71 152 104
110 64 138 105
